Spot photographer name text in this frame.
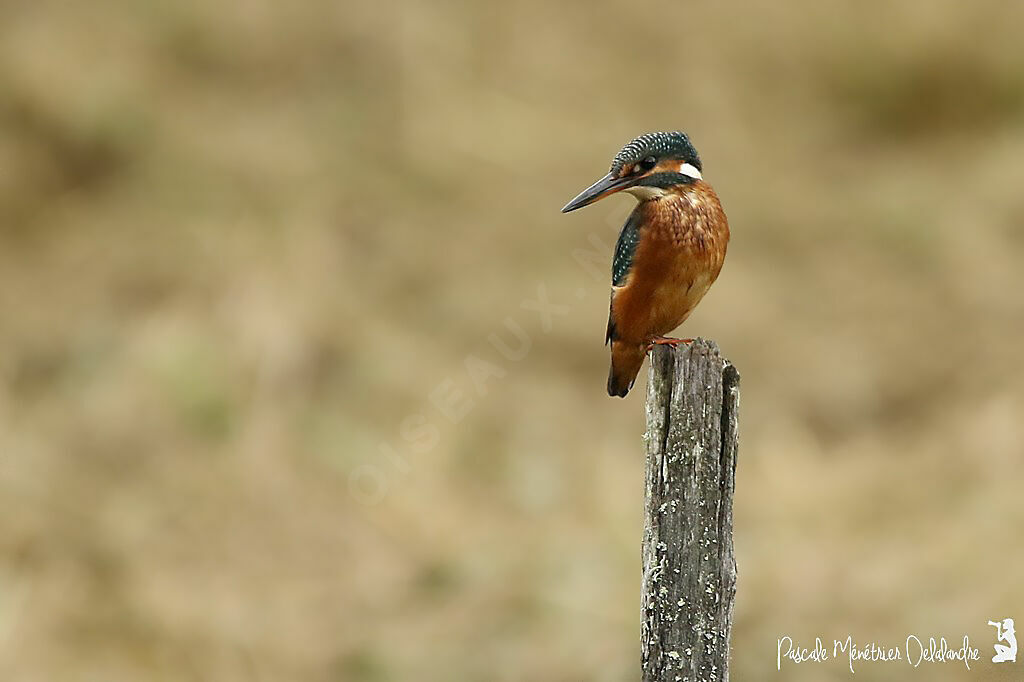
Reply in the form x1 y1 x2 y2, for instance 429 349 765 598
777 634 980 673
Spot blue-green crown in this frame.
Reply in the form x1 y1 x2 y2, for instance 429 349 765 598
609 131 702 175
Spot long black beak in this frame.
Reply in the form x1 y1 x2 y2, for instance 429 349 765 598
561 172 633 213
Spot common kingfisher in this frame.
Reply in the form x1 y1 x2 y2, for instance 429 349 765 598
562 131 729 397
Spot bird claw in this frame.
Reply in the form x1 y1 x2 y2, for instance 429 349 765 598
645 336 694 353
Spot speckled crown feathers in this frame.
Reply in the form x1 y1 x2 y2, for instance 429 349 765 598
609 132 701 175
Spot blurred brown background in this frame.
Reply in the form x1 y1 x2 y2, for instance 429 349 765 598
2 1 1023 680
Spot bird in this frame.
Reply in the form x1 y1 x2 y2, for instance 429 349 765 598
562 131 729 397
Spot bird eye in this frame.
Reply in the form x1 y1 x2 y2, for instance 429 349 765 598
638 156 657 172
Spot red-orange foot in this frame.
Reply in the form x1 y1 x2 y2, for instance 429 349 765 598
646 336 694 352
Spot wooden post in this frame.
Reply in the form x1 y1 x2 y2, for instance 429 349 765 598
641 339 740 682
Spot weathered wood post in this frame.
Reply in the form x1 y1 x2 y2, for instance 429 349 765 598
642 339 740 682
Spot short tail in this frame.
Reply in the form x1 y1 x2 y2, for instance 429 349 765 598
607 341 646 397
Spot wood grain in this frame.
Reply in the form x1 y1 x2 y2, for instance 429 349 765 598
642 339 740 682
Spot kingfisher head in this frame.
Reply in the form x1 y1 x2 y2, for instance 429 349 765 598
561 131 704 213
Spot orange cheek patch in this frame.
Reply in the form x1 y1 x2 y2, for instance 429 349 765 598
651 160 681 175
647 160 702 179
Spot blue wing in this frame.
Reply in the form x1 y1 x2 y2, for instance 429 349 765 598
606 207 643 343
611 208 642 287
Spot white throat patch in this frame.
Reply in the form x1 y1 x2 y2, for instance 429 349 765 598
625 185 668 200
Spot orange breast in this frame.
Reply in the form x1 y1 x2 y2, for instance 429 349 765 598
610 182 729 344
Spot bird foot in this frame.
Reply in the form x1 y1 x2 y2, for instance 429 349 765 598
646 336 694 352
